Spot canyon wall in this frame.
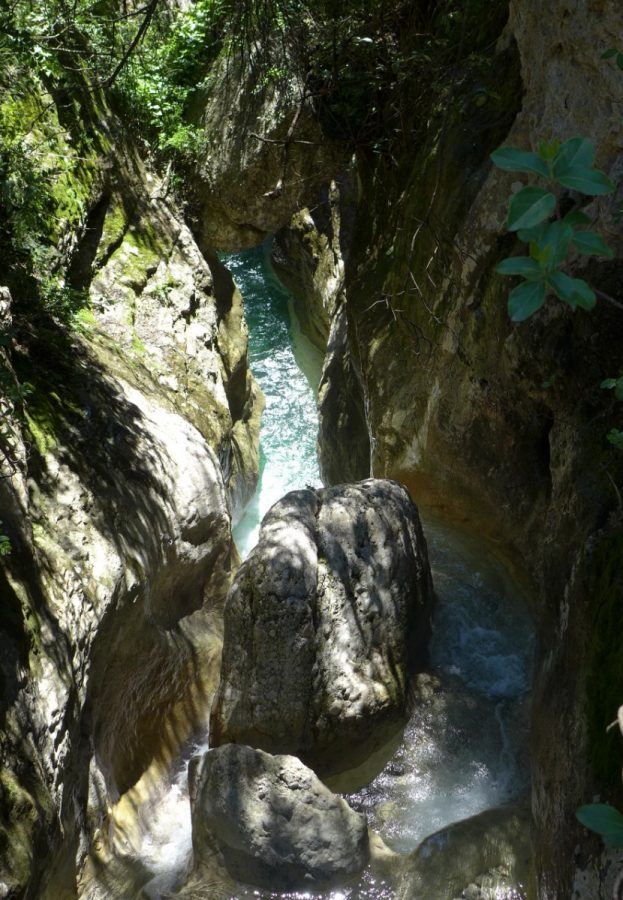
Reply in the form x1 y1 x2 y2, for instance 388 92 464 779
0 77 262 897
2 1 622 896
268 1 623 895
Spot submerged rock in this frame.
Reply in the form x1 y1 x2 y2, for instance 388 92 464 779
210 478 434 779
397 799 533 900
188 744 369 892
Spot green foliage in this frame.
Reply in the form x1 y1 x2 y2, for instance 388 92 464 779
602 47 623 72
606 429 623 449
576 804 623 847
491 137 615 322
600 378 623 447
601 376 623 402
0 529 11 556
223 0 509 152
113 0 223 160
0 88 93 323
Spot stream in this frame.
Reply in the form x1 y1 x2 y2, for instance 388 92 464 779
137 242 535 900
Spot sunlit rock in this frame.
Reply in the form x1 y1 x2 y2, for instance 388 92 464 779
210 478 435 780
188 744 369 892
0 76 261 896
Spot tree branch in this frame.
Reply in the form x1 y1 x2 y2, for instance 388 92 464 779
104 0 159 88
250 132 318 146
596 288 623 312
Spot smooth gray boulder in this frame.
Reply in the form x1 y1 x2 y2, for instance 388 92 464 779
210 478 434 778
188 744 369 892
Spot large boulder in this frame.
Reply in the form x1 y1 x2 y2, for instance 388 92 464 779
188 744 370 892
397 800 533 900
210 479 434 779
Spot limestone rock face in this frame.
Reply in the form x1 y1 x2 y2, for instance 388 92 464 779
270 174 370 484
0 83 261 897
272 170 358 351
317 302 371 485
188 744 370 892
86 190 263 520
188 52 349 251
289 3 623 896
210 479 434 778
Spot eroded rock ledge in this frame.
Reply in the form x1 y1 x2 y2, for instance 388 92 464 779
210 478 435 780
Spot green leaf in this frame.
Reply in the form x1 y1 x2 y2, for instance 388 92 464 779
607 429 623 449
518 224 548 244
548 270 580 306
556 165 615 196
601 48 618 59
508 280 546 321
553 138 595 177
490 146 549 178
537 139 560 162
541 221 574 266
571 278 597 310
495 256 544 278
548 273 596 311
601 378 618 389
572 230 614 258
507 187 557 231
577 804 623 847
530 242 553 269
564 210 591 226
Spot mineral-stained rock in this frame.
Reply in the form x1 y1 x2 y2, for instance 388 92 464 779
210 479 434 778
188 744 370 891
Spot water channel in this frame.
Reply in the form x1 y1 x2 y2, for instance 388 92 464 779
138 242 535 899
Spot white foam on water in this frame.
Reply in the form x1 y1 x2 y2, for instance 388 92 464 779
139 739 210 898
226 245 323 560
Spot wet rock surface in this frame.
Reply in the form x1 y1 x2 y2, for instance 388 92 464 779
188 744 370 892
397 800 533 900
210 478 435 779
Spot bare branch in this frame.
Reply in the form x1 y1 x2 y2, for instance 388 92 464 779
250 132 318 147
104 0 159 88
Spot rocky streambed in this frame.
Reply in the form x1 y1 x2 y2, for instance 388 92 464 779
115 245 536 900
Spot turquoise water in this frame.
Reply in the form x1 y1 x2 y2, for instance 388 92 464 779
222 244 323 558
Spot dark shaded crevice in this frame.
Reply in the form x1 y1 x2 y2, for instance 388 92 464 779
204 248 236 319
66 193 111 291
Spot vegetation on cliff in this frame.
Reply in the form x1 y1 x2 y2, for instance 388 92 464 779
0 2 621 897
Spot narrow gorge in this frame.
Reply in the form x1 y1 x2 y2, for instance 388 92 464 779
0 1 622 899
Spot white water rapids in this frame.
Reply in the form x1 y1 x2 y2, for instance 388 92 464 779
134 243 534 900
